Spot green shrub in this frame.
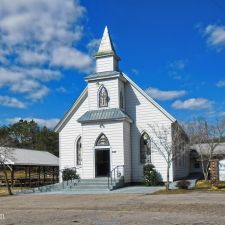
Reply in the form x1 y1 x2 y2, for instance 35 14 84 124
143 164 159 186
176 180 190 189
62 168 80 184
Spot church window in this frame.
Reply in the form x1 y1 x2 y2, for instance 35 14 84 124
99 86 108 107
96 133 109 146
140 132 151 164
76 137 82 165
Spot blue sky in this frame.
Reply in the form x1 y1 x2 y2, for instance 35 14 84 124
0 0 225 128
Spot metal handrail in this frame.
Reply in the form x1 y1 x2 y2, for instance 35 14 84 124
108 165 124 189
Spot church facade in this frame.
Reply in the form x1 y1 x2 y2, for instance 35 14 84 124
55 27 190 183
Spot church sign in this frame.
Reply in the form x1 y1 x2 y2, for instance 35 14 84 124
219 159 225 181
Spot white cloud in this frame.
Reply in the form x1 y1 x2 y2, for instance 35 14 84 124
7 117 59 129
0 0 85 46
145 87 187 101
169 60 187 70
172 98 213 110
56 87 67 93
52 46 93 72
0 0 93 103
131 69 139 75
27 68 62 81
18 51 49 65
204 24 225 50
168 59 188 80
28 86 50 101
87 38 101 55
0 68 53 100
216 80 225 88
219 112 225 117
0 96 26 108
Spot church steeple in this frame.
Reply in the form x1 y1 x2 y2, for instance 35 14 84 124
95 26 120 73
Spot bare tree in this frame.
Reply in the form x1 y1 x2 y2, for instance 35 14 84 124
149 122 189 190
0 127 14 195
185 117 225 182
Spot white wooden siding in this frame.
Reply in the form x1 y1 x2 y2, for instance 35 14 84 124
123 121 131 183
96 56 114 73
88 78 120 110
82 121 124 179
59 75 189 183
59 93 89 180
125 82 174 182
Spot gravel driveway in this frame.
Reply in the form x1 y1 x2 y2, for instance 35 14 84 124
0 192 225 225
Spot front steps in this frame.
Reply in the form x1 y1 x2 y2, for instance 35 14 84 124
22 177 124 194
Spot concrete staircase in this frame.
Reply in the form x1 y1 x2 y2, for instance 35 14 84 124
21 177 124 194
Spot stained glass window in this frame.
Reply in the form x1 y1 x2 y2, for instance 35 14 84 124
99 86 108 107
140 132 151 164
96 134 109 146
76 137 82 165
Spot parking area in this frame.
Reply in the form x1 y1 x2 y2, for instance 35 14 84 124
0 191 225 225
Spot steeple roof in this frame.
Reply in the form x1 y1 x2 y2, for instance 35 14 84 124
96 26 120 60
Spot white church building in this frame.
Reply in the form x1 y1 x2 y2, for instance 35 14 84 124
55 27 190 184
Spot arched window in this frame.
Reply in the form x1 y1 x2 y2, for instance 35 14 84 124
76 137 82 165
99 86 108 107
120 91 124 109
96 133 109 146
140 132 151 164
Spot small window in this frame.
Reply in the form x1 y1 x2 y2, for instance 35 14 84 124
76 137 82 165
96 133 109 146
140 132 151 164
99 86 108 107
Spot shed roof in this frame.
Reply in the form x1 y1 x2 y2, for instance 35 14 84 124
1 147 59 166
77 108 132 124
191 143 225 156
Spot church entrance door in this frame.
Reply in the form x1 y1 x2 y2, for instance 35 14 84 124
95 149 110 177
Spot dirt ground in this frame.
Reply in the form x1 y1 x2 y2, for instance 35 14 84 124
0 192 225 225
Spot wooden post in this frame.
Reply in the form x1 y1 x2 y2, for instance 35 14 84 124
28 167 31 187
11 165 14 188
25 166 28 178
38 166 41 186
43 167 46 184
53 167 55 184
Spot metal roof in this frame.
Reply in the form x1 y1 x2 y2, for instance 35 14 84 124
85 71 121 80
2 147 59 166
191 143 225 156
77 108 132 124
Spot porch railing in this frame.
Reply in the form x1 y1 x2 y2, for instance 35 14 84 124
108 165 124 189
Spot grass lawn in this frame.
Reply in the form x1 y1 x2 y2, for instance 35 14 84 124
151 189 191 195
0 187 27 197
196 179 225 189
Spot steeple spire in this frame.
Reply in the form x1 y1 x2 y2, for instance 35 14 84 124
97 26 116 54
95 26 120 73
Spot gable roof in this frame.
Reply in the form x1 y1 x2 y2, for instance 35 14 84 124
77 108 132 124
54 87 88 132
2 147 59 166
54 72 176 132
122 73 176 122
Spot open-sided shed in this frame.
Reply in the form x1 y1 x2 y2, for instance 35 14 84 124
0 148 59 187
